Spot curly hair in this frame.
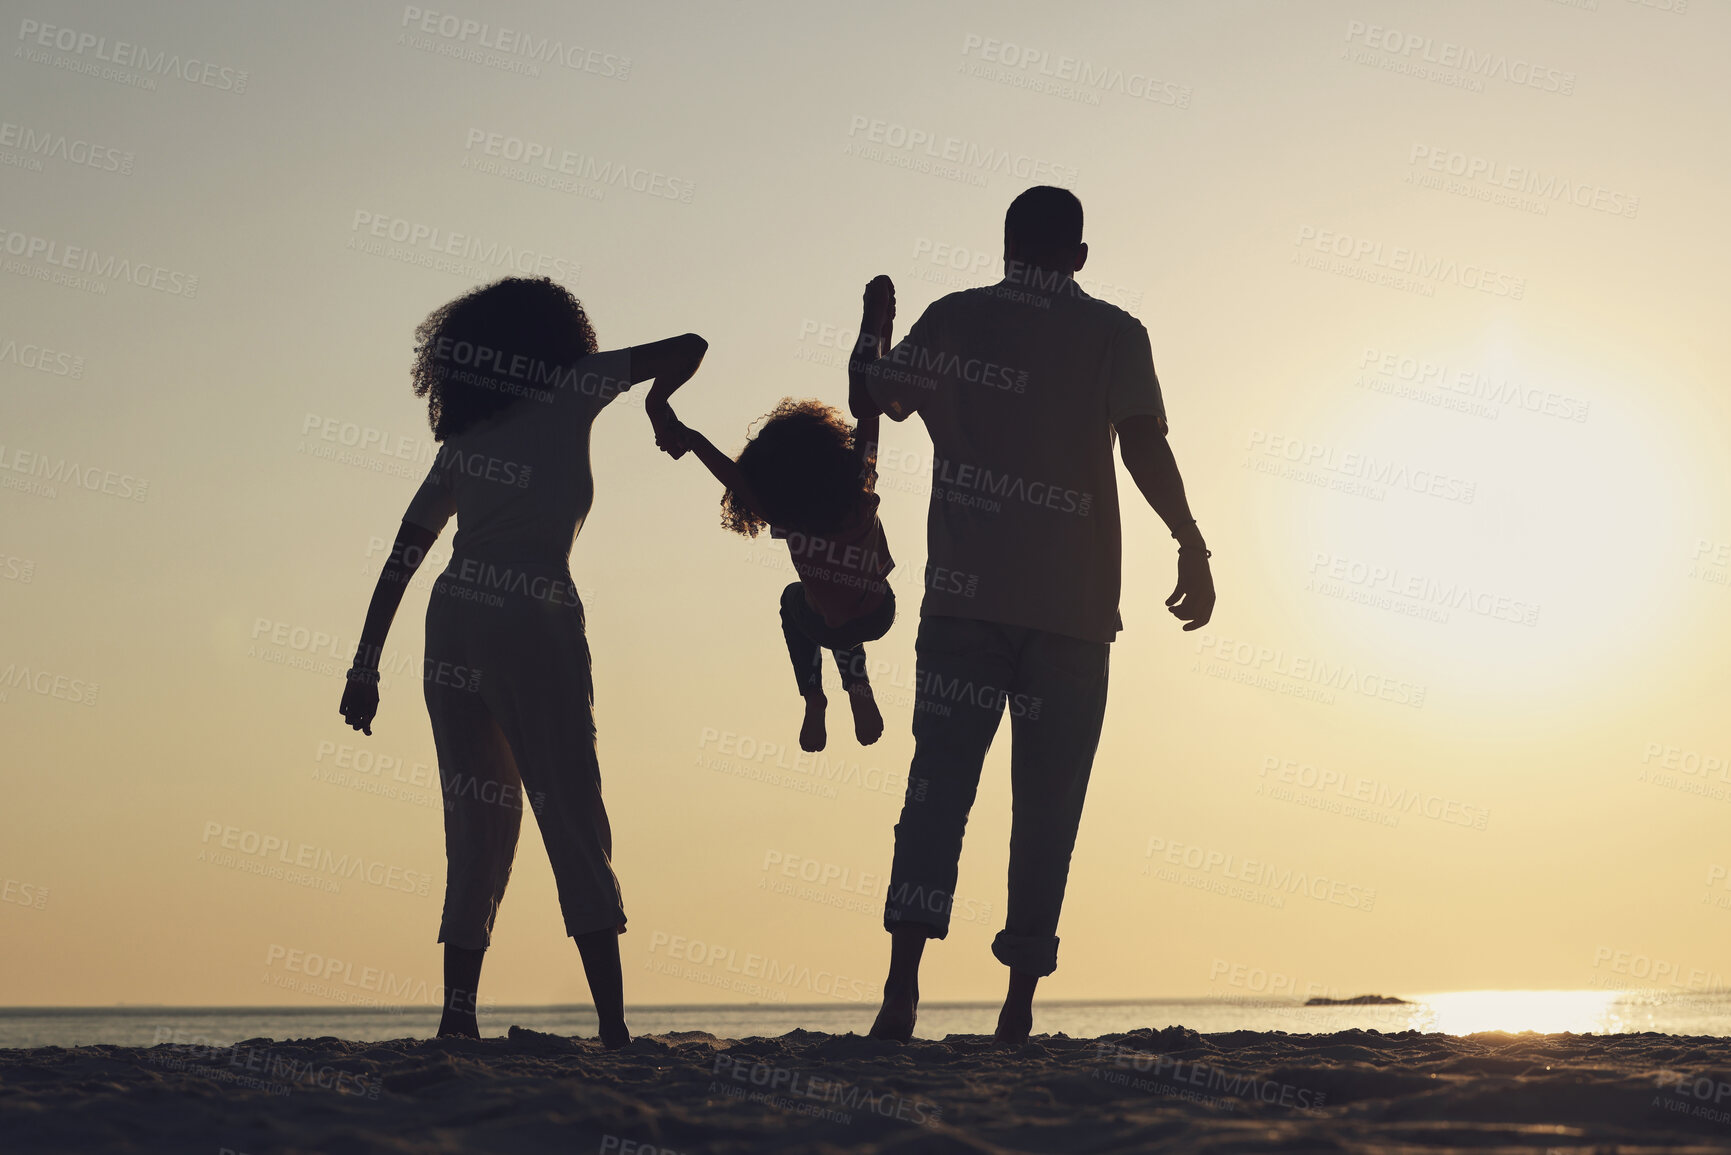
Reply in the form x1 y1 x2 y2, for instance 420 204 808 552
722 399 872 538
411 277 598 441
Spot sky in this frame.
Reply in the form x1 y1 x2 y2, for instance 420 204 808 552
3 0 1729 1013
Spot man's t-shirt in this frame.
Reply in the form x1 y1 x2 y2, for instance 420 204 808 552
864 278 1165 644
401 347 634 563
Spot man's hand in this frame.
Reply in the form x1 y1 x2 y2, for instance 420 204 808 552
339 679 379 736
647 399 688 458
862 275 895 346
1166 549 1215 631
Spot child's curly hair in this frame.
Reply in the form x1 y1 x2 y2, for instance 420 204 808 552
411 277 598 440
722 399 871 537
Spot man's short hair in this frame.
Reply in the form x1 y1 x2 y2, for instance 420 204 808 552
1005 186 1083 251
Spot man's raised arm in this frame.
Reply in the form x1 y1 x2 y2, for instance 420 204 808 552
1118 415 1215 630
849 275 923 423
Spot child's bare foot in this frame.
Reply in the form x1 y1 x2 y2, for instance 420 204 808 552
847 683 884 745
800 693 827 752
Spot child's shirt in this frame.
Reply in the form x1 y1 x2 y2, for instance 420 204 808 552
771 492 895 628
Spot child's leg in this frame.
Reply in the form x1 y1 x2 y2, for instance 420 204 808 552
779 583 828 751
833 644 884 746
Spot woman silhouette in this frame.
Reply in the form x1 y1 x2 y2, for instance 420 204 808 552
338 276 705 1046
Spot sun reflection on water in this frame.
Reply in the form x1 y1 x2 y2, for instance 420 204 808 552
1409 990 1625 1035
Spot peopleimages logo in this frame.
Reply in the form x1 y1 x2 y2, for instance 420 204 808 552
199 821 433 896
0 334 84 378
845 115 1079 184
15 18 249 93
0 225 198 297
462 129 695 203
931 456 1091 517
399 7 631 79
957 33 1192 109
1144 837 1378 911
1258 756 1491 831
1294 226 1525 300
0 444 149 501
0 119 133 173
646 931 874 1002
1342 20 1575 95
871 332 1031 395
1245 429 1477 505
1356 346 1589 423
1192 630 1427 709
1407 145 1638 220
1307 551 1541 627
0 661 99 706
348 210 581 282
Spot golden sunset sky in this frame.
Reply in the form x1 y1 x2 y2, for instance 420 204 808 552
3 0 1728 1011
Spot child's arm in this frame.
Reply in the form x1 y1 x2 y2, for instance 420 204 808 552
679 422 770 523
852 411 881 479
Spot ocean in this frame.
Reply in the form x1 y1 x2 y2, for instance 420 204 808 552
4 989 1726 1049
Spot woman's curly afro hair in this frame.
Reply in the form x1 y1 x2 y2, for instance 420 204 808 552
722 398 871 538
411 276 598 441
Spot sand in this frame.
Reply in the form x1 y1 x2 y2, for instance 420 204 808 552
7 1025 1731 1153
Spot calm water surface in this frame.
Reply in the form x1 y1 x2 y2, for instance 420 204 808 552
2 990 1724 1049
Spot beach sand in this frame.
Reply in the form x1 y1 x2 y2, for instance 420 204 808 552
7 1025 1731 1153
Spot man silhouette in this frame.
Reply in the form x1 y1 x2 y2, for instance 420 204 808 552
848 186 1214 1043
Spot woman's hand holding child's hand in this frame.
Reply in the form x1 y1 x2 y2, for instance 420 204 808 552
648 400 689 459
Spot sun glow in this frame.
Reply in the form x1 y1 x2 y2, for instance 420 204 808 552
1412 990 1624 1035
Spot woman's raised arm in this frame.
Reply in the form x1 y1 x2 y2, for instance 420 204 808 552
630 333 708 458
629 332 708 390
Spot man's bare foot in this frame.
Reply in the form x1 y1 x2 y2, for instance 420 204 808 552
993 1002 1033 1045
799 694 827 752
599 1021 631 1050
869 978 918 1041
994 969 1039 1045
847 683 884 745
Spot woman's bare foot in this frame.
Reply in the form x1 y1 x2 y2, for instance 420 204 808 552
847 682 884 745
799 693 827 752
438 945 485 1039
436 1011 480 1039
573 926 629 1052
869 977 918 1041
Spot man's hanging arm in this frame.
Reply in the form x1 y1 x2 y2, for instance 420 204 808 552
1118 415 1214 630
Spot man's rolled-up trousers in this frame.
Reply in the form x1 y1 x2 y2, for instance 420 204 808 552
883 613 1109 977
